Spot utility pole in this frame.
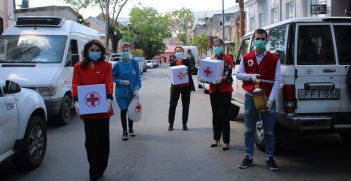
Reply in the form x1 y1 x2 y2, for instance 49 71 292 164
105 0 110 49
222 0 225 41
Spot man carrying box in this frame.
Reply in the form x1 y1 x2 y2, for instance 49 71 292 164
168 46 195 131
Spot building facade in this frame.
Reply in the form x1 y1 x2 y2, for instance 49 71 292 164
0 0 15 35
245 0 351 33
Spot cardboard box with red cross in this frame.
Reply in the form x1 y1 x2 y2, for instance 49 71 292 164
169 65 189 85
77 84 108 115
198 59 224 83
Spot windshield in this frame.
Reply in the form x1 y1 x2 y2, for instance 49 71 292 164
0 35 67 63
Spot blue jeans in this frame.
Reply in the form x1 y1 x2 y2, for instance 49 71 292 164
244 94 276 158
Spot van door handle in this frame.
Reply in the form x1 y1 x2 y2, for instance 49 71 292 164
323 68 336 73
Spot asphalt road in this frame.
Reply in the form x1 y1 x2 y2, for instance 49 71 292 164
1 64 351 181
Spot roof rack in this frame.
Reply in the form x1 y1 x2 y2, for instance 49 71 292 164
16 16 64 27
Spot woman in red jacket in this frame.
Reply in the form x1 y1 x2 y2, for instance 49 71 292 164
72 40 114 181
209 38 234 151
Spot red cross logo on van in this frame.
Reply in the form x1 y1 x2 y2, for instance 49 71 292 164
85 92 101 107
135 102 142 113
203 66 213 78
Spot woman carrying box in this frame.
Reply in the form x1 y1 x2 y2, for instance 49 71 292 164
209 38 234 151
168 46 195 131
112 44 142 141
72 39 114 181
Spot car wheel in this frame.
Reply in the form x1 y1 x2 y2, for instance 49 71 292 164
229 104 240 121
13 116 47 170
57 95 72 125
254 117 266 151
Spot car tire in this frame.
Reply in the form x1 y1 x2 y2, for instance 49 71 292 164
228 104 240 121
13 116 47 171
57 94 72 125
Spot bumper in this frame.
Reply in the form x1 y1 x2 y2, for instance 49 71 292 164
277 113 351 131
44 98 63 116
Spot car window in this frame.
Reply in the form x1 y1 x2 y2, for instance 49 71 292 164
297 25 335 65
334 25 351 65
235 37 250 64
266 25 288 64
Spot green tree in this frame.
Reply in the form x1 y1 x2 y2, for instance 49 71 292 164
63 0 128 52
167 8 194 45
192 34 209 58
123 7 171 60
20 0 29 8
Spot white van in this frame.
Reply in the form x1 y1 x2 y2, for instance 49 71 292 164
232 17 351 149
0 16 100 125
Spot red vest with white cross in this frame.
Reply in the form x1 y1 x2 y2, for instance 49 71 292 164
242 51 278 97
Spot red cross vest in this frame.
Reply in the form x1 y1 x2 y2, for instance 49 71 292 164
242 51 278 97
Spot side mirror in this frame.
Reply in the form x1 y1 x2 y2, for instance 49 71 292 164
66 54 80 67
4 80 21 94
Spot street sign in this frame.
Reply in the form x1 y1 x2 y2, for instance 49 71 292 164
311 4 327 14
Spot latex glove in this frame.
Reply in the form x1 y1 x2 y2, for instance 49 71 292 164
106 99 113 111
121 80 130 86
249 74 261 83
74 101 79 114
266 99 273 111
133 90 139 97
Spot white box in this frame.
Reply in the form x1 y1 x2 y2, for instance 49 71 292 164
198 59 224 83
77 84 108 115
169 65 189 85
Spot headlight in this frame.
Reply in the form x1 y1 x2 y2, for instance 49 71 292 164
32 86 58 96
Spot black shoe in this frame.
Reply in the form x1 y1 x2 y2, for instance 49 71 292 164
222 144 229 151
266 157 279 171
238 156 253 169
168 124 173 131
182 124 187 131
210 141 219 147
129 129 135 137
122 131 128 141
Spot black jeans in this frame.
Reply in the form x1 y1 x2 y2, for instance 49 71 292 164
168 86 191 125
83 118 110 180
121 109 133 132
210 93 231 144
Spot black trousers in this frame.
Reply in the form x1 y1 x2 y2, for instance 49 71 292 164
210 93 231 144
120 109 133 132
83 118 110 180
168 86 191 125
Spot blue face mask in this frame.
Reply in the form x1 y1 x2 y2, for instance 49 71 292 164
213 46 223 55
88 51 102 61
121 52 129 59
175 52 183 59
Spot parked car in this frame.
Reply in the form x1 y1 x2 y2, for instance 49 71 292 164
146 60 153 69
152 60 159 68
134 56 147 74
108 53 121 66
0 79 47 170
231 17 351 150
0 16 100 125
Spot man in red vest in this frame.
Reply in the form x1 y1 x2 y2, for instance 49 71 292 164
236 29 281 171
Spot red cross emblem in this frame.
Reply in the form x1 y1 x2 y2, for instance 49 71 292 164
135 102 142 113
85 91 101 107
203 66 213 78
248 59 254 67
177 71 185 80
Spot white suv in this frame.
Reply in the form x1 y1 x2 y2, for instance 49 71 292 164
231 17 351 150
0 79 47 170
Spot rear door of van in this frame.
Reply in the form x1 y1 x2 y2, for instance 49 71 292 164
294 23 340 113
333 23 351 114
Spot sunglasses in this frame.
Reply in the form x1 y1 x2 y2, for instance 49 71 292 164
255 38 266 41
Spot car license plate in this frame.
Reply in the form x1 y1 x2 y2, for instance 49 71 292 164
298 89 340 100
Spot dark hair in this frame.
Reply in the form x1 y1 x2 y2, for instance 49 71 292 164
187 49 192 54
213 38 223 45
253 28 268 39
174 46 184 53
81 39 106 69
